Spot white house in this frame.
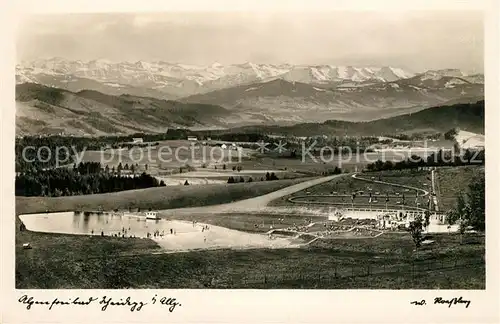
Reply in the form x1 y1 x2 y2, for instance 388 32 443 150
187 136 198 141
145 211 160 220
132 138 143 144
221 144 227 149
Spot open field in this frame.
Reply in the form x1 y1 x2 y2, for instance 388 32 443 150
15 178 307 215
238 157 350 175
155 169 305 186
240 147 448 174
78 140 253 173
16 221 484 289
78 142 310 186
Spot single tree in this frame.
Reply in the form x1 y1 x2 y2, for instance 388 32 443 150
424 210 431 230
184 180 189 186
408 215 424 257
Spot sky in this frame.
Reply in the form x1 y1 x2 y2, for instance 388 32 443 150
17 11 484 73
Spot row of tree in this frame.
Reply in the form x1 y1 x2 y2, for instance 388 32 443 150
227 172 280 184
365 150 485 172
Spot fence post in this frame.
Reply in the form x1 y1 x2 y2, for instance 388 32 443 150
264 274 267 284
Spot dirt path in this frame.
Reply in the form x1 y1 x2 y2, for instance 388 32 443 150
158 173 347 217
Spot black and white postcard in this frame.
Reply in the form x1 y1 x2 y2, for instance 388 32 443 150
1 0 499 323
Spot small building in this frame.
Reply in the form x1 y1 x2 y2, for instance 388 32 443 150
220 144 228 149
132 138 143 144
145 211 160 220
187 136 198 141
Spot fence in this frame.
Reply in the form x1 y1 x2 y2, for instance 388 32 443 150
205 257 484 288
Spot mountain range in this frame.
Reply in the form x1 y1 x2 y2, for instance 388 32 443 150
181 74 483 123
17 58 419 99
15 82 484 137
16 58 484 132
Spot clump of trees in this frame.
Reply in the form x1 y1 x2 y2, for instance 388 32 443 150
265 172 279 181
227 176 247 183
15 162 162 197
227 172 279 184
446 174 485 232
321 167 342 176
408 215 424 255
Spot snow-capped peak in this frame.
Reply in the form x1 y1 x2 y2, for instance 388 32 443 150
16 58 477 97
210 62 223 69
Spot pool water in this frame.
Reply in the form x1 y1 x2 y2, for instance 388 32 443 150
18 211 300 251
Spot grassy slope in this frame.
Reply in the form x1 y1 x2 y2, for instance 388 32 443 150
234 101 485 136
16 178 307 215
436 165 485 211
16 230 484 289
15 83 229 135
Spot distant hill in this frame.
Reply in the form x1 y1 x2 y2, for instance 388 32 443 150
15 82 484 137
181 77 484 123
15 83 229 136
231 101 485 137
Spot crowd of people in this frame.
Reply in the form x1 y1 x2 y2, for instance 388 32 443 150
88 225 181 239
